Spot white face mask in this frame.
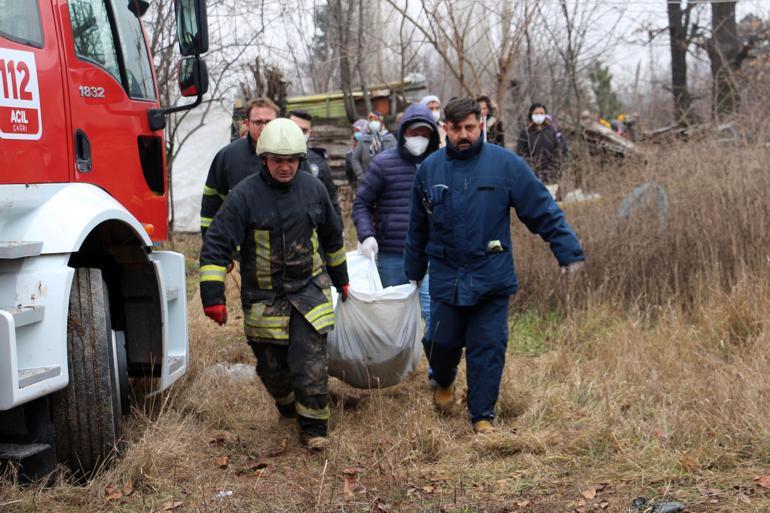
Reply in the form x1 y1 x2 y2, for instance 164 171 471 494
369 120 381 133
431 110 441 122
532 114 546 125
303 134 310 143
404 136 430 156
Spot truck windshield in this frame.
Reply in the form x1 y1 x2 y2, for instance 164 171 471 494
0 0 44 48
111 2 156 101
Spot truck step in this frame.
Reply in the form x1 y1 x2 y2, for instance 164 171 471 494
168 355 184 374
9 305 45 328
0 442 51 460
18 366 61 388
166 287 179 301
0 241 43 259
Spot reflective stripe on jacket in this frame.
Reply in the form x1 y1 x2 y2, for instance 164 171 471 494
200 168 348 339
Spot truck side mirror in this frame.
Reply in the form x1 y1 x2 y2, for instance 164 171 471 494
178 56 208 97
174 0 208 56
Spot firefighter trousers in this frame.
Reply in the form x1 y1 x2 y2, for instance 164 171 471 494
422 296 510 423
248 306 330 437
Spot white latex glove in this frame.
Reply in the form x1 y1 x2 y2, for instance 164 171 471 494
560 260 585 275
360 236 378 258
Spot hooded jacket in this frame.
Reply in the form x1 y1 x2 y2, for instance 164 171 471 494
352 104 440 254
404 136 584 306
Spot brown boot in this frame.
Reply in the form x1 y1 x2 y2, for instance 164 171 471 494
473 419 497 435
433 385 454 413
303 434 330 451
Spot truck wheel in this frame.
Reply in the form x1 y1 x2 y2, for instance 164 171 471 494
51 268 123 477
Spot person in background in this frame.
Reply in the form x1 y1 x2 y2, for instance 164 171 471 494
200 119 349 451
404 97 584 435
288 110 343 226
476 95 505 147
351 111 397 184
345 119 369 189
516 102 569 187
200 97 279 237
421 94 446 147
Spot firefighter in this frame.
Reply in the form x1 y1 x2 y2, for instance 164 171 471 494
200 97 279 237
199 118 350 450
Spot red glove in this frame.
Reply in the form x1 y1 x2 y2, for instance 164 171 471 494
338 284 350 302
204 304 227 325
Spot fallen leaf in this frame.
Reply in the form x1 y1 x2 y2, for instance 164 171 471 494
209 433 228 447
754 475 770 489
737 492 752 504
698 486 720 496
516 499 530 507
599 501 610 509
594 483 609 491
266 438 288 457
215 455 229 468
243 458 268 471
343 466 366 475
373 502 392 513
679 453 699 471
104 484 117 495
105 492 123 502
581 488 597 500
159 500 184 511
422 485 435 494
122 481 134 496
344 476 358 500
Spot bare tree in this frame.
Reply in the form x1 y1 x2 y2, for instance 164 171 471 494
707 0 741 118
356 0 373 114
667 0 697 124
385 0 481 96
326 0 357 121
143 0 269 229
536 0 621 144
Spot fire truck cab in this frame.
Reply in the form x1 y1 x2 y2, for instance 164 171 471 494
0 0 208 479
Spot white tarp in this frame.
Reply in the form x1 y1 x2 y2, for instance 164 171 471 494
170 102 232 232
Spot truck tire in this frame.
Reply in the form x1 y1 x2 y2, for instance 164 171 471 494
51 268 122 477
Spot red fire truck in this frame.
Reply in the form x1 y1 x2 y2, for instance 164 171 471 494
0 0 208 479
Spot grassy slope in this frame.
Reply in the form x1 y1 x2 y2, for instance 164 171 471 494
1 138 769 513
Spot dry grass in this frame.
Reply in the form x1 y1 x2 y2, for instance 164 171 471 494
2 129 770 512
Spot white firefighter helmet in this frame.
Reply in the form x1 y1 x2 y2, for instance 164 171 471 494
256 118 307 158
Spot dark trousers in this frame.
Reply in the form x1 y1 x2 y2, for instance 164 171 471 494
422 296 510 423
248 307 330 437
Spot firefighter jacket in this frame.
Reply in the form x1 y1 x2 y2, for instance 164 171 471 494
200 136 262 235
200 167 349 340
201 137 343 235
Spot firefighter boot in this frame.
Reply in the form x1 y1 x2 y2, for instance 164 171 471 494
298 415 329 451
473 419 497 435
433 385 455 414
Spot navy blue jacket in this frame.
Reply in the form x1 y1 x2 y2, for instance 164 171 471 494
404 137 584 306
353 104 440 254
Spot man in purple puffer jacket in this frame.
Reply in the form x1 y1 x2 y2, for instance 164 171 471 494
353 103 440 323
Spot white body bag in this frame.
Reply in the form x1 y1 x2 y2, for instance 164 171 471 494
328 252 423 388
